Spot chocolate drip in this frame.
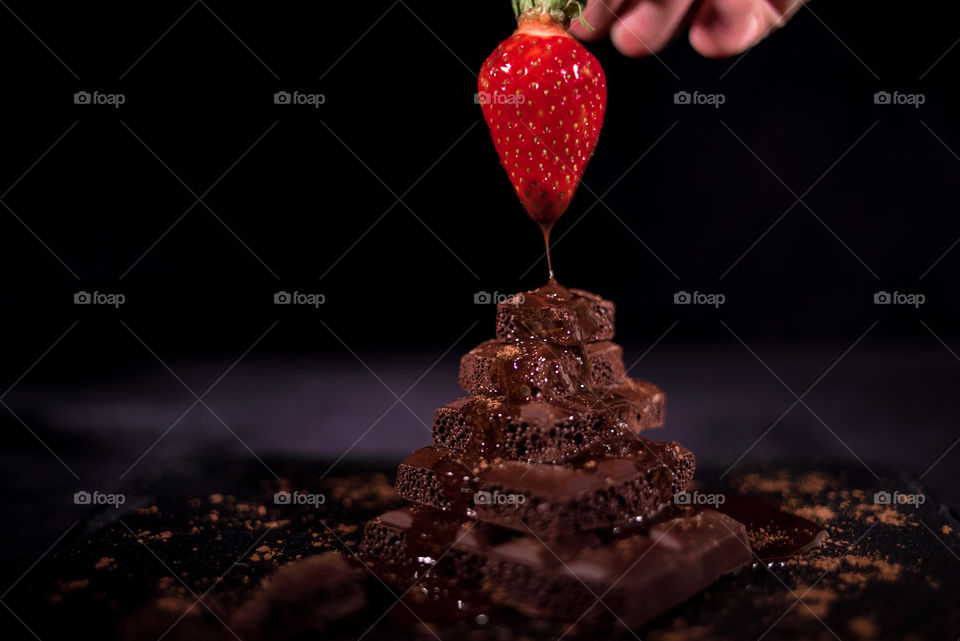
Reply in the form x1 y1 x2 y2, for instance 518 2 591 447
540 222 554 280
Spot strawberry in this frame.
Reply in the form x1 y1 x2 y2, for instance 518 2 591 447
479 0 607 234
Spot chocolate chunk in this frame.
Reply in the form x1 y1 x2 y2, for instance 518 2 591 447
394 442 694 537
432 381 665 463
571 377 667 432
458 339 625 400
485 509 751 626
230 552 366 640
359 506 501 582
713 493 828 561
360 506 750 628
496 283 615 345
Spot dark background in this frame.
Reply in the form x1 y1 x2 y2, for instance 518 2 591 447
1 1 958 356
1 0 959 570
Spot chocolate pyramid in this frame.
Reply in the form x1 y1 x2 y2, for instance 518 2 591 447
360 282 752 626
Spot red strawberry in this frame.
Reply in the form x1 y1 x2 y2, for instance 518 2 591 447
479 0 607 232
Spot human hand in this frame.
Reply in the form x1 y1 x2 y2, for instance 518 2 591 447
570 0 806 59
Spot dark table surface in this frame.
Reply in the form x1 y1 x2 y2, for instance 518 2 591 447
1 459 958 641
1 343 959 639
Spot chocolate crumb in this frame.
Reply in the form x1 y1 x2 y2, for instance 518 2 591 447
848 615 878 640
230 552 365 640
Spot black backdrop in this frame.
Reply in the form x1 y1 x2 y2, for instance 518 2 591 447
2 0 959 375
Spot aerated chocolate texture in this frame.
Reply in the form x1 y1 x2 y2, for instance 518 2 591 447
458 339 626 399
394 442 695 537
432 380 665 463
496 287 615 345
360 505 752 629
360 281 751 625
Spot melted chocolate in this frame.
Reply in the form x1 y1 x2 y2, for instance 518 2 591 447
462 339 592 400
394 442 695 537
540 222 554 280
362 505 753 628
434 380 664 467
497 279 613 345
371 508 500 625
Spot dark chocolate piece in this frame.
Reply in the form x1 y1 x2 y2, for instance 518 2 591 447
360 506 751 628
484 509 751 626
496 282 615 345
570 377 667 433
432 381 664 463
394 442 695 536
458 339 625 400
713 493 828 561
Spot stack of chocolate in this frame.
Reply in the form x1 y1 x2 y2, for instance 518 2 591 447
361 283 752 626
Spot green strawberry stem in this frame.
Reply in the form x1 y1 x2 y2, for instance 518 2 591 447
511 0 592 29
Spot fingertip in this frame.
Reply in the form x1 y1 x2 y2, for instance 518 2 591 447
688 21 754 58
609 0 696 58
689 0 764 58
610 21 662 57
570 20 609 42
608 9 661 56
570 0 623 41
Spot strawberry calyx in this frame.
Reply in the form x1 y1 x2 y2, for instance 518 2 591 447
511 0 591 30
